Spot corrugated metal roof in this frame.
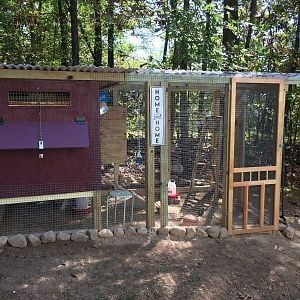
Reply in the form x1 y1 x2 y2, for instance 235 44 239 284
128 69 300 84
0 64 299 84
0 63 135 73
131 68 300 79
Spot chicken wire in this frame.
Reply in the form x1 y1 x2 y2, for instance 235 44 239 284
0 79 101 235
167 86 228 226
0 71 291 236
101 87 147 229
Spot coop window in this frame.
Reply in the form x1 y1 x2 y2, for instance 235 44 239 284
8 91 70 106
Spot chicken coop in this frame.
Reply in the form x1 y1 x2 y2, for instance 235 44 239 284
0 64 299 236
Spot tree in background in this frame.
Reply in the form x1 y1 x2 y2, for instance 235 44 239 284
57 0 69 66
0 0 298 148
69 0 80 65
222 0 238 69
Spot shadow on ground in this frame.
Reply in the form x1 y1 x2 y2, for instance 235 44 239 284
0 230 299 300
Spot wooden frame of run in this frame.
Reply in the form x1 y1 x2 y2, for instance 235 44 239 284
227 77 285 235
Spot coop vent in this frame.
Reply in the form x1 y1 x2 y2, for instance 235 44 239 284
8 91 70 106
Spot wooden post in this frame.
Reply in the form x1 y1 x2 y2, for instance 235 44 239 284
146 82 155 228
222 85 230 227
243 185 249 229
93 190 102 230
160 82 169 227
168 91 172 178
274 81 285 229
260 183 265 227
227 78 237 234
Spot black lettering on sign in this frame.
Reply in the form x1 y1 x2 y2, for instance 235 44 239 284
155 132 160 137
155 126 160 131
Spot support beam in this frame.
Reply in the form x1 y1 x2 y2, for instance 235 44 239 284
243 185 249 229
146 82 156 228
260 184 265 227
227 78 237 234
93 190 102 230
160 82 169 227
274 82 285 229
222 85 230 227
168 91 172 178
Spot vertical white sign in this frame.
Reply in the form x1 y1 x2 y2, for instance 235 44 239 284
150 86 165 146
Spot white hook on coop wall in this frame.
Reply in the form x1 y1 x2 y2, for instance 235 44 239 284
38 140 44 150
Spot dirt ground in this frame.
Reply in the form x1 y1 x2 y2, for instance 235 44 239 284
0 188 299 300
0 227 299 300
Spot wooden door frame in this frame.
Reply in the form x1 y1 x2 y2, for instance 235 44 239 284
227 77 285 235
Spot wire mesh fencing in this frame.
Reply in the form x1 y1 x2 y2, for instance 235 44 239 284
0 72 291 237
165 85 228 227
0 79 101 235
100 87 147 229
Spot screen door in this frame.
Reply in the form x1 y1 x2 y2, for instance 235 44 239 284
227 77 285 235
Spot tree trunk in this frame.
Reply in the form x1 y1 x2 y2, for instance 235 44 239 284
178 0 189 70
28 1 43 64
223 0 238 69
93 0 102 66
162 0 170 64
178 0 190 169
170 0 179 69
289 8 300 72
107 0 114 67
57 0 68 66
245 0 256 49
69 0 79 65
172 42 179 69
79 20 95 60
162 28 169 64
202 0 212 71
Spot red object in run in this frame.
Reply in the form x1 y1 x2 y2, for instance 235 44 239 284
168 193 180 204
168 193 180 198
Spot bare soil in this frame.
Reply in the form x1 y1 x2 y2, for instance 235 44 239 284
0 188 299 300
0 227 300 300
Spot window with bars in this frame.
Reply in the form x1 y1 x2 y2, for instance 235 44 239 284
8 91 71 106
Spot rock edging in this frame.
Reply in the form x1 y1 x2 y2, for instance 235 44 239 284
0 225 229 249
278 224 295 239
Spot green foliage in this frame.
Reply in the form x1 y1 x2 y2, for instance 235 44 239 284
0 0 298 72
0 0 298 145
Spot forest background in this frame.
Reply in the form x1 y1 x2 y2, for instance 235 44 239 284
0 0 299 190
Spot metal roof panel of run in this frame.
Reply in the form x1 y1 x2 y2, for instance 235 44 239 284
128 69 300 84
0 64 299 84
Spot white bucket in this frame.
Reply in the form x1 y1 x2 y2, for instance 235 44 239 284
76 197 89 209
168 180 177 195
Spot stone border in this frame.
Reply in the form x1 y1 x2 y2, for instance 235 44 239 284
0 225 228 249
278 224 295 239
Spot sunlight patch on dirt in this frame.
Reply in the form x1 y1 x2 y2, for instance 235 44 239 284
147 239 193 256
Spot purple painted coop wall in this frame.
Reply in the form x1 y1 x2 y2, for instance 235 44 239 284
0 79 101 199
